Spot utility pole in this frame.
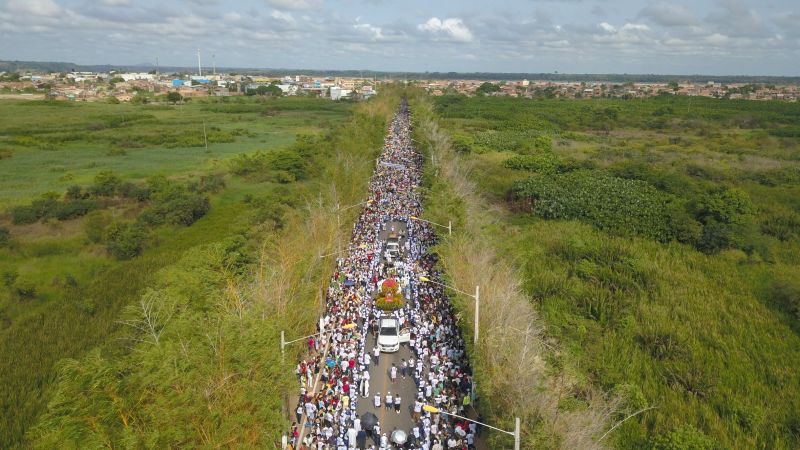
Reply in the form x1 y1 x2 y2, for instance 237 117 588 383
203 120 208 150
474 285 480 345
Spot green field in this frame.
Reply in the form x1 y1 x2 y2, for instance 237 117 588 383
0 96 356 448
429 94 800 449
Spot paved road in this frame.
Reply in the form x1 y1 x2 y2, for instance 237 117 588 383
355 220 418 445
356 332 418 445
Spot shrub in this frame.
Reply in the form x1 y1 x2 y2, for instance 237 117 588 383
503 153 563 174
53 199 97 221
760 212 800 241
2 270 18 287
450 134 473 154
11 204 40 224
105 222 148 260
89 171 121 197
140 187 210 226
651 425 716 450
65 185 85 200
0 227 9 247
230 148 308 182
517 134 553 154
769 277 800 320
13 280 37 299
84 210 112 243
118 182 150 201
512 171 674 241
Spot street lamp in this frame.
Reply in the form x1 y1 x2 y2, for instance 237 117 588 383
422 405 520 450
409 215 451 236
319 243 368 259
419 276 479 345
281 322 357 358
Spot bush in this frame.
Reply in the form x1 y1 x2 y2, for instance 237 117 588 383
65 185 85 200
692 188 756 253
503 153 563 174
11 204 40 224
84 210 112 243
13 280 37 299
117 182 150 201
512 171 674 241
230 148 308 182
517 135 553 154
0 227 9 247
450 134 473 154
188 174 226 194
652 425 716 450
769 278 800 320
105 222 148 260
89 171 121 197
140 187 210 226
51 199 97 221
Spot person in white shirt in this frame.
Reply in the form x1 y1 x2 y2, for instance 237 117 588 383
385 392 393 410
413 400 423 421
374 392 381 408
347 427 357 449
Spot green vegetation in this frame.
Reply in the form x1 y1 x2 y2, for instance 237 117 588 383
4 90 402 448
0 96 357 448
430 94 800 449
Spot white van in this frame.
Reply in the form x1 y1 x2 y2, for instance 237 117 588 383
377 317 410 353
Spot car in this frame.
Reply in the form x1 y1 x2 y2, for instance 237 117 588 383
377 317 410 353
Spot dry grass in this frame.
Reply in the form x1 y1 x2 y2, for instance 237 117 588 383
412 94 619 450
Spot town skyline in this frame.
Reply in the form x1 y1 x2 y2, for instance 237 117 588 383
0 0 798 76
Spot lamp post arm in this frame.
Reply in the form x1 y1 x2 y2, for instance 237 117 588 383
283 328 333 346
421 277 475 298
410 216 450 230
319 245 367 258
436 410 515 436
338 200 371 212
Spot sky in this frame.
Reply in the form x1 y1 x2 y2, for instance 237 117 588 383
0 0 798 75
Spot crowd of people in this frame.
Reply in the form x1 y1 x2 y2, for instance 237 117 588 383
284 100 479 450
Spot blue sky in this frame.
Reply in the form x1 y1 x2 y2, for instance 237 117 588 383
0 0 798 75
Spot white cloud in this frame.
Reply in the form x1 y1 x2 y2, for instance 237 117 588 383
598 22 616 33
418 17 473 42
5 0 62 16
353 23 384 41
263 0 321 11
621 23 650 32
270 10 295 22
639 2 698 27
100 0 131 6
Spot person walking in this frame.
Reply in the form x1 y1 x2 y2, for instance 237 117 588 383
373 346 380 366
390 363 397 384
385 392 393 410
394 394 401 414
400 358 408 379
413 399 422 421
374 392 381 409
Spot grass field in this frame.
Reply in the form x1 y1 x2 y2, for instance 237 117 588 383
430 94 800 449
0 98 351 208
0 96 355 448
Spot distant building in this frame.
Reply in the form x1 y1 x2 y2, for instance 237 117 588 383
330 86 352 100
